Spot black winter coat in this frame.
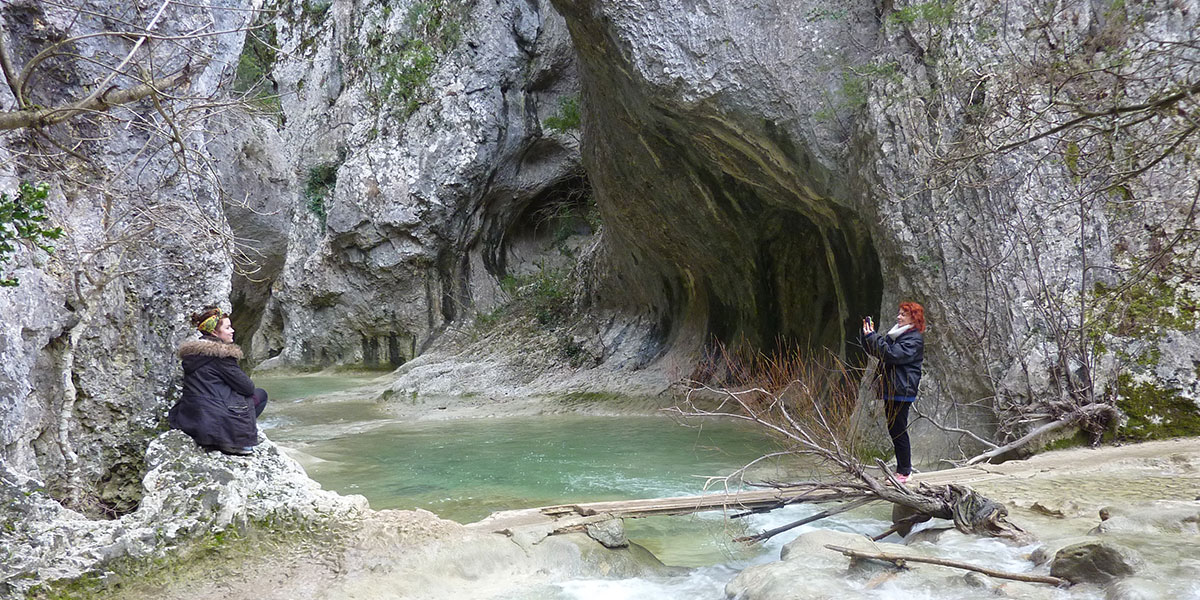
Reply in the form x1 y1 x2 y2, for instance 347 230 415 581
860 328 924 400
168 336 259 448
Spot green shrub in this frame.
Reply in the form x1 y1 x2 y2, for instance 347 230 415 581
304 162 339 223
543 96 581 134
0 182 62 287
361 0 470 118
480 266 574 329
233 19 280 115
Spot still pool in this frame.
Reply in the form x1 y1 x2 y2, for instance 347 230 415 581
257 375 791 524
268 413 785 523
255 374 816 570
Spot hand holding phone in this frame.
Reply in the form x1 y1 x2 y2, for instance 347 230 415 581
862 315 874 334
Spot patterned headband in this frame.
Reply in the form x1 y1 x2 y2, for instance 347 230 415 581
198 311 226 334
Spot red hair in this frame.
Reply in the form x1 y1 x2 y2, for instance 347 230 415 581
900 302 926 333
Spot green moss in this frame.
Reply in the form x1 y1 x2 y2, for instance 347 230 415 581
886 0 956 28
354 0 470 119
1091 277 1198 340
262 0 333 58
1115 374 1200 440
301 0 332 20
303 159 341 226
233 18 280 116
1041 429 1092 452
816 60 902 119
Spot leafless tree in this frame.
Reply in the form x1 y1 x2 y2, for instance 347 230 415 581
876 0 1199 461
669 346 1032 544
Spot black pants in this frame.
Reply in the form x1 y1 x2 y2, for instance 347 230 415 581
252 388 269 418
884 399 913 475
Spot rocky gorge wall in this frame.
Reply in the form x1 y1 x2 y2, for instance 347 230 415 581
2 0 1198 538
533 0 1200 457
0 0 1198 593
230 0 589 370
0 0 255 513
248 0 1200 460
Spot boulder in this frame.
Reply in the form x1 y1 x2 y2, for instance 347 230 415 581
1050 541 1143 585
584 517 629 548
1088 501 1200 535
0 430 367 597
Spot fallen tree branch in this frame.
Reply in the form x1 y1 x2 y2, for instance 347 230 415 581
871 512 931 541
823 544 1069 587
735 497 876 543
912 405 1000 450
965 403 1116 465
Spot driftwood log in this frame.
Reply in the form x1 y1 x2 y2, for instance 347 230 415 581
823 544 1069 587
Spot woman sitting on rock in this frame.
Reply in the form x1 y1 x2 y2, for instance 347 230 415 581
168 307 268 456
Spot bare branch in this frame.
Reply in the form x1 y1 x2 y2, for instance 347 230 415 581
823 545 1069 587
0 69 191 131
911 405 1000 450
0 36 24 107
735 497 876 543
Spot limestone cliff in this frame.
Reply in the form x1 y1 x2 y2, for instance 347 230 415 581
0 0 255 514
534 0 1200 458
3 0 1198 541
234 0 586 369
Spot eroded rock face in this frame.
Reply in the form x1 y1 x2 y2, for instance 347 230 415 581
0 0 255 510
0 430 367 596
549 0 885 361
542 0 1200 457
239 0 588 370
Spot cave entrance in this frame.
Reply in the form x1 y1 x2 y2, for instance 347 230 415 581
751 208 883 360
499 173 595 280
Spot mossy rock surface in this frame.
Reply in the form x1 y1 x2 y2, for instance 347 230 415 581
1116 375 1200 440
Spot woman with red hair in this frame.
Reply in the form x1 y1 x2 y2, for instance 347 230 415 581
860 302 925 483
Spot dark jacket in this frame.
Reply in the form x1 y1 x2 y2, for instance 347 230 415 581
168 336 259 448
860 328 924 400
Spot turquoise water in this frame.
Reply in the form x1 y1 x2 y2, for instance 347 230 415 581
255 375 802 568
257 380 787 524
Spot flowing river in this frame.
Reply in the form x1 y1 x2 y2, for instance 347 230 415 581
256 375 1198 600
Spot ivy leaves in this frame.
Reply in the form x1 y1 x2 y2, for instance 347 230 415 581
1 182 63 286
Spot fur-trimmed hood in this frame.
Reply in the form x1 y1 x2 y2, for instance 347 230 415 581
178 338 244 360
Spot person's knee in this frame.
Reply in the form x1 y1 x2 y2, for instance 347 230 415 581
253 388 269 417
